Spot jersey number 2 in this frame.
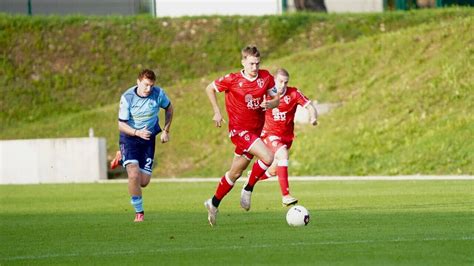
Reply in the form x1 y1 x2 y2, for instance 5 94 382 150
145 158 153 170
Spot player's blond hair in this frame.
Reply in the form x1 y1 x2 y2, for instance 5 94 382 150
138 69 156 81
275 68 290 78
241 45 260 59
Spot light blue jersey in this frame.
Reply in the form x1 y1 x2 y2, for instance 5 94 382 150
119 86 170 136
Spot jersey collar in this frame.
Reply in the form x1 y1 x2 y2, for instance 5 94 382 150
134 86 154 98
240 70 259 82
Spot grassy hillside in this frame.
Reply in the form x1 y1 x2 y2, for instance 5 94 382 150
0 9 473 177
285 17 473 175
1 8 472 127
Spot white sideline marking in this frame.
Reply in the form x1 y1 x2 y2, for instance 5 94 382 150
2 236 473 261
102 175 474 183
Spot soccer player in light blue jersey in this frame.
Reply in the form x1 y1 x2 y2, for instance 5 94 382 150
113 69 173 222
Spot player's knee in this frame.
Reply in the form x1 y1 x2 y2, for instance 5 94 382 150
261 153 274 166
228 171 242 180
268 168 277 176
128 172 140 180
279 150 289 160
140 174 151 187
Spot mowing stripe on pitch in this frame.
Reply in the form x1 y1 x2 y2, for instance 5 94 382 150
102 175 474 183
2 236 473 261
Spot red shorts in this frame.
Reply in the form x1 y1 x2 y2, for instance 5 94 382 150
261 134 293 154
229 129 261 160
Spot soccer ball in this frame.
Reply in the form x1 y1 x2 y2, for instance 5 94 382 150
286 205 310 226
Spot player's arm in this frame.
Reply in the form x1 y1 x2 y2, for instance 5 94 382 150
266 92 280 109
205 82 224 127
305 102 319 126
160 103 173 143
118 121 151 140
261 86 280 109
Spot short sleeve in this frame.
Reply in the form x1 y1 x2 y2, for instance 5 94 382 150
295 89 311 107
213 73 233 92
118 95 130 121
159 89 171 109
266 73 277 96
267 74 275 89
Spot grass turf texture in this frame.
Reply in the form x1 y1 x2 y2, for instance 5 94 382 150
1 180 473 265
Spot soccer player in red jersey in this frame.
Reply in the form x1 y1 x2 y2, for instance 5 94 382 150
204 45 280 226
257 68 318 206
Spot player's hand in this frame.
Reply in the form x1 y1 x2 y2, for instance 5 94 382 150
137 127 151 140
260 97 269 110
213 112 224 127
160 131 169 143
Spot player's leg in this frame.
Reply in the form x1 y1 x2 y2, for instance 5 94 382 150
240 139 273 211
121 139 144 216
275 144 298 206
274 146 289 195
244 139 273 190
131 139 156 222
127 163 142 196
259 136 280 181
130 171 151 222
266 160 278 178
257 159 277 181
126 163 145 222
140 173 151 188
205 151 250 226
209 155 250 208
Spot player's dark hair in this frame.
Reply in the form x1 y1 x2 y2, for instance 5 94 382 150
275 68 290 78
241 45 260 59
138 69 156 81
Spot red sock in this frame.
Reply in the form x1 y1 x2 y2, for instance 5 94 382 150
247 160 270 187
214 173 234 200
258 171 272 181
277 160 289 196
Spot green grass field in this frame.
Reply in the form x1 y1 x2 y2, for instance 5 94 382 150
1 180 473 265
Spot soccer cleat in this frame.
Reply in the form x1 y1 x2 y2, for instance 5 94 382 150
134 212 144 222
282 195 298 206
204 199 218 226
240 188 252 211
110 151 122 169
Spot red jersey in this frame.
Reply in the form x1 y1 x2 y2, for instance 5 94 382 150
262 87 311 138
213 69 276 133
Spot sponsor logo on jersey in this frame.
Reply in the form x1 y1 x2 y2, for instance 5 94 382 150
244 94 253 102
272 108 287 121
148 100 158 108
244 94 261 110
